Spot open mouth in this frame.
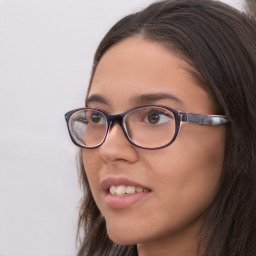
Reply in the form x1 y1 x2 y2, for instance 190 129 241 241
102 179 152 208
109 185 151 196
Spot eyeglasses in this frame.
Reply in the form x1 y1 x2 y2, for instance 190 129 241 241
65 105 229 150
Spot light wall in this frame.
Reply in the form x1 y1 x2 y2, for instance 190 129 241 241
0 0 244 255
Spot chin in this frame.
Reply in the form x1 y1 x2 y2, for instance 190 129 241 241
106 225 140 245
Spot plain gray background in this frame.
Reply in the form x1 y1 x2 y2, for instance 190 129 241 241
0 0 244 255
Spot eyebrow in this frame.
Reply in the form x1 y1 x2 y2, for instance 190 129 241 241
86 92 183 107
86 94 108 105
131 92 183 106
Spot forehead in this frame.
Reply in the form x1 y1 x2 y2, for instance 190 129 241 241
88 37 215 113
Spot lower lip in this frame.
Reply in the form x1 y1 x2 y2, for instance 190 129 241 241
105 191 151 209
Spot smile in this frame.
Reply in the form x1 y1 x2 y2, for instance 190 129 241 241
101 177 152 208
109 185 151 196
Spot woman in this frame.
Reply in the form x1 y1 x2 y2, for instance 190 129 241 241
65 0 256 255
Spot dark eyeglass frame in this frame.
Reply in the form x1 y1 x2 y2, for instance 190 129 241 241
65 104 229 150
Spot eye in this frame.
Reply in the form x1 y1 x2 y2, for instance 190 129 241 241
77 118 88 124
146 110 172 125
90 112 106 124
74 111 88 124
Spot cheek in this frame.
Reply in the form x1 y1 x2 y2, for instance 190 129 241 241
178 124 226 175
82 149 102 200
144 125 225 224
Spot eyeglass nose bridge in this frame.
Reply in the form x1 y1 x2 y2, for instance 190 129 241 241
105 112 128 139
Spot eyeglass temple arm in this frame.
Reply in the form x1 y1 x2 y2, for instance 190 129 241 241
180 113 229 125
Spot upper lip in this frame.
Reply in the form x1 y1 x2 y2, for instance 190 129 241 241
101 177 151 192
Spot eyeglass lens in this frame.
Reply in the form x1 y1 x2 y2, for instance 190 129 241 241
69 106 176 149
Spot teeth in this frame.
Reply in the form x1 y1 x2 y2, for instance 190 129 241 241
126 186 135 194
116 185 126 195
109 185 117 195
135 187 143 193
109 185 150 196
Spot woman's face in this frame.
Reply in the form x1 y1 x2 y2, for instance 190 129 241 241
83 38 225 252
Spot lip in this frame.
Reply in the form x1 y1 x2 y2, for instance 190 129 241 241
101 176 152 209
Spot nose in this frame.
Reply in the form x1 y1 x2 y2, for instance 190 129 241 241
99 122 139 164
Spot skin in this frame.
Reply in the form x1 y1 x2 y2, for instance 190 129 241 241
82 37 226 256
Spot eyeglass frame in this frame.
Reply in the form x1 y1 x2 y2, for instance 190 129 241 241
65 104 229 150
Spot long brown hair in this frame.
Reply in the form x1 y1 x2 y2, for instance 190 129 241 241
77 1 256 255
